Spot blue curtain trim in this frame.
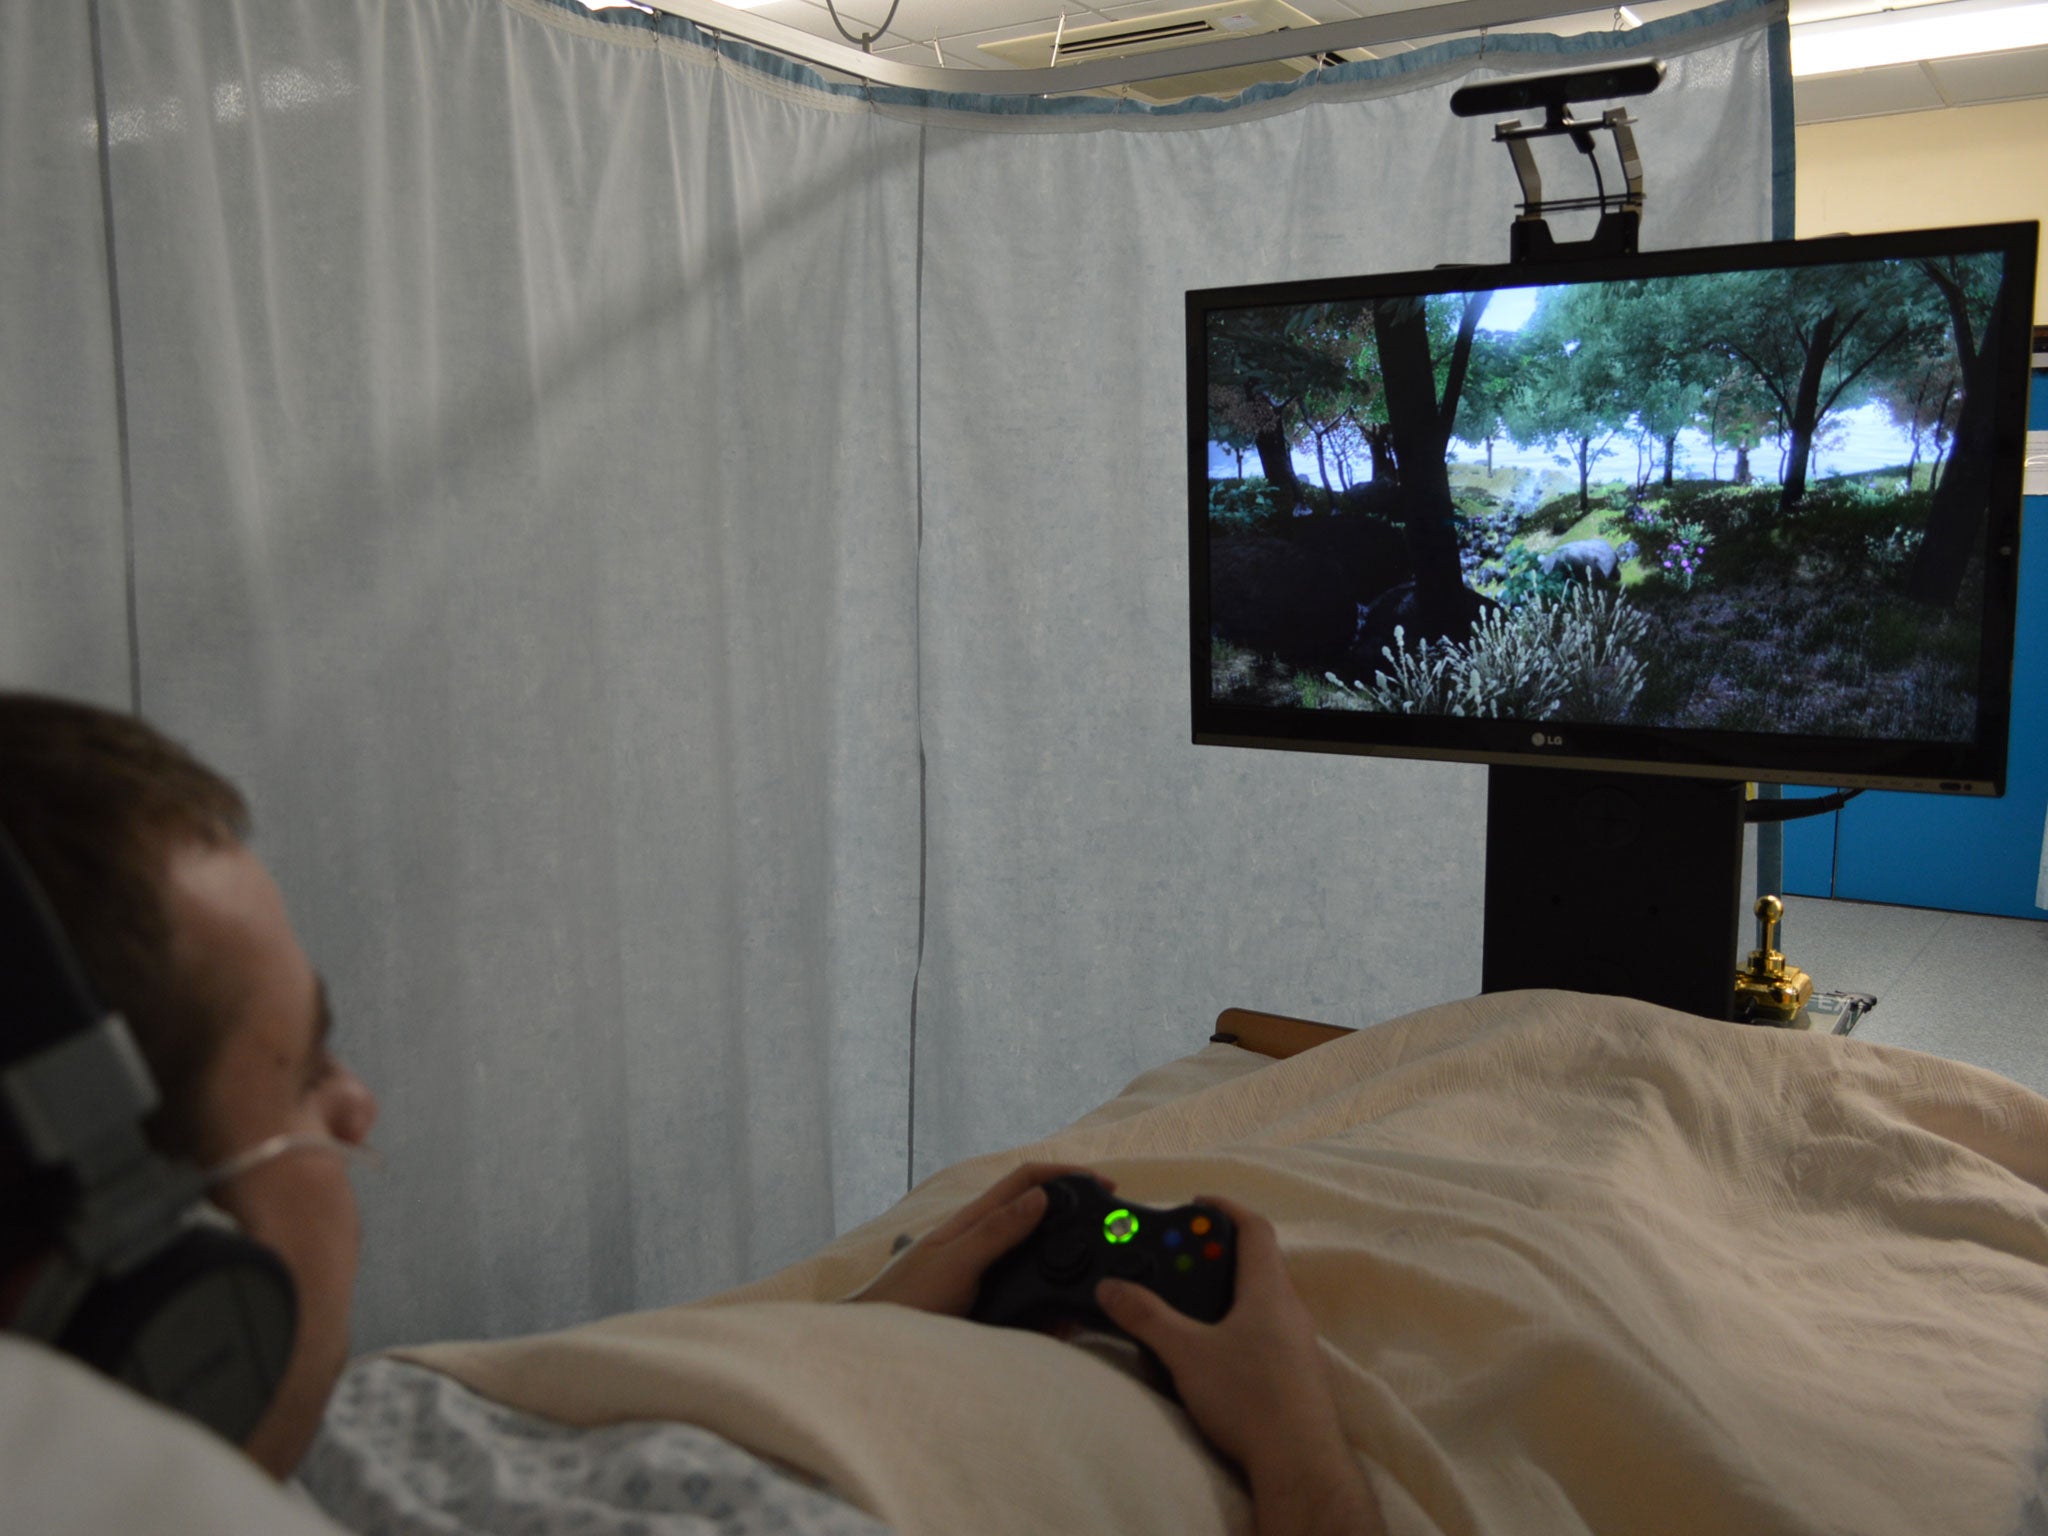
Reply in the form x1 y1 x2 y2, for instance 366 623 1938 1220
1766 14 1798 240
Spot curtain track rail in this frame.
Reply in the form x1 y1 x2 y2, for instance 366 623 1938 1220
641 0 1634 95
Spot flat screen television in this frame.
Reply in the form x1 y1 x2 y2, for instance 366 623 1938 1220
1187 220 2038 1018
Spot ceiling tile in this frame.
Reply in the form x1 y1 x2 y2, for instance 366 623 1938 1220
861 0 1091 42
1924 44 2048 104
1792 61 1948 122
872 34 1002 65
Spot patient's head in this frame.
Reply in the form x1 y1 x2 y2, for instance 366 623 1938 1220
0 692 377 1479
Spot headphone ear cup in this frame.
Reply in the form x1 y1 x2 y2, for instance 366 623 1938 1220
56 1225 297 1446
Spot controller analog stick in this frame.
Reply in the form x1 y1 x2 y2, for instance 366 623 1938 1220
1042 1230 1091 1282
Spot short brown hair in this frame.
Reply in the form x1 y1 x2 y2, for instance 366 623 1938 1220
0 691 251 1161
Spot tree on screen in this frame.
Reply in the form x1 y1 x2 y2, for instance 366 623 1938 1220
1595 278 1721 490
1501 285 1629 513
1207 305 1363 511
1864 338 1960 492
1370 290 1493 596
1700 264 1928 513
1451 330 1516 475
1908 251 2017 608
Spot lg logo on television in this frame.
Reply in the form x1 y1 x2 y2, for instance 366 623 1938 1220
1531 732 1564 748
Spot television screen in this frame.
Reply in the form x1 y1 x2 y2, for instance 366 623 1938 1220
1188 222 2038 795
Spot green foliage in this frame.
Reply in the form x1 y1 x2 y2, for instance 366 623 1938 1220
1492 543 1574 607
1651 481 1776 540
1865 606 1926 670
1293 672 1331 708
1531 493 1587 535
1209 478 1281 530
1211 635 1257 695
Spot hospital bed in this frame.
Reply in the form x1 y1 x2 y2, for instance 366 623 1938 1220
17 988 2048 1536
394 987 2048 1536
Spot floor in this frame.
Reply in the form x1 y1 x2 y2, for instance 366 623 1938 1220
1776 894 2048 1099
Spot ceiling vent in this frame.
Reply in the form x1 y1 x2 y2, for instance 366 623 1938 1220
977 0 1374 103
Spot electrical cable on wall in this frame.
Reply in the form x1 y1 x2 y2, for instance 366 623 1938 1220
824 0 902 53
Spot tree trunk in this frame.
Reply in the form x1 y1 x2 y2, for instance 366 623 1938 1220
1779 309 1838 511
1253 421 1301 510
1362 423 1395 484
1734 444 1751 485
1662 432 1678 487
1370 298 1464 597
1907 262 2013 608
1576 436 1593 512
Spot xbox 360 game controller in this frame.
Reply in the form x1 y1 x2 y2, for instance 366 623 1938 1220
970 1174 1237 1391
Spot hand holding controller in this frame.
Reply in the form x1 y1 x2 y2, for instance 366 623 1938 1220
969 1174 1237 1381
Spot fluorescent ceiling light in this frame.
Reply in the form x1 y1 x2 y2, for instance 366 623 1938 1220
1791 0 2048 75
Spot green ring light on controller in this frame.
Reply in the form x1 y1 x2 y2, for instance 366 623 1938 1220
1103 1209 1139 1244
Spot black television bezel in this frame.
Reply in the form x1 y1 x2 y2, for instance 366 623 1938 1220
1187 221 2039 797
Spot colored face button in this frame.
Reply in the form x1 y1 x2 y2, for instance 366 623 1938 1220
1176 1254 1194 1273
1190 1216 1212 1236
1203 1241 1224 1261
1163 1229 1182 1248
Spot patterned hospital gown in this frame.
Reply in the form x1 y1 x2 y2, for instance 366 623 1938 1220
297 1356 896 1536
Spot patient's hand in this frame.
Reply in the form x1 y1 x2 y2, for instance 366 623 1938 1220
845 1162 1115 1319
1094 1193 1377 1518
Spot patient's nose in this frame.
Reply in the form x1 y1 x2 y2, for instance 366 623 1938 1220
325 1060 379 1146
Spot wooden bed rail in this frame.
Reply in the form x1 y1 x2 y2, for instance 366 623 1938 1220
1209 1007 1357 1060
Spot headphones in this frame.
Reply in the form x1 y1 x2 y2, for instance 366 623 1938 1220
0 821 295 1444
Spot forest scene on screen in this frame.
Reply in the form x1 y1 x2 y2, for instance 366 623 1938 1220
1204 252 2016 739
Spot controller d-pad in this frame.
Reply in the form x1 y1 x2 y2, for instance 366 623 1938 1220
1042 1229 1091 1283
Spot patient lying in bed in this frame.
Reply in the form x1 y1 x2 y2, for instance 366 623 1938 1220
300 987 2048 1536
0 691 1368 1536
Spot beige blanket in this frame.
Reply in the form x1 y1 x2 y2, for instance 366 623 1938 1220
397 989 2048 1535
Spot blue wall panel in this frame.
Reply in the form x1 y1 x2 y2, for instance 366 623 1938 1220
1780 787 1838 897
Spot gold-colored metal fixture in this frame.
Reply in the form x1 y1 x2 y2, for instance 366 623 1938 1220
1734 894 1814 1024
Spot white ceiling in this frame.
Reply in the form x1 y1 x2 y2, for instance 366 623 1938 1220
622 0 2048 120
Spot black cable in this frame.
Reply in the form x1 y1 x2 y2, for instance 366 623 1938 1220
1743 788 1863 823
823 0 903 52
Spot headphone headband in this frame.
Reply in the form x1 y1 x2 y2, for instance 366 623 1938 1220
0 823 106 1064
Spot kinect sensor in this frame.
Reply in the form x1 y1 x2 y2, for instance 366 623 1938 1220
1449 60 1665 118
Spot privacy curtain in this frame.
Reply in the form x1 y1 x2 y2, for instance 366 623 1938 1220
1 0 1787 1352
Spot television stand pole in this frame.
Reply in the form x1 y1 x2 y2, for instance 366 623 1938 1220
1481 765 1746 1020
